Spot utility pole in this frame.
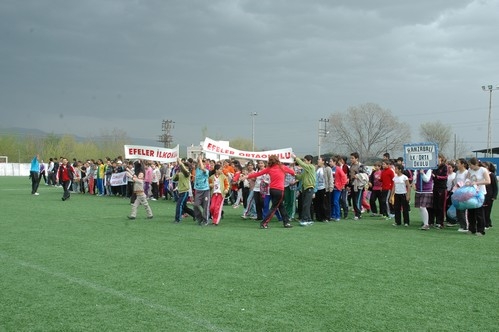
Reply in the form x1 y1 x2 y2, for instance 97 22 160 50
158 120 175 148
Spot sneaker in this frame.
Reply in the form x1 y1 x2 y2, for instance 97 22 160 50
306 221 314 226
404 223 409 227
353 216 359 220
446 223 457 227
420 225 429 230
335 218 340 222
457 228 468 232
150 198 157 201
299 221 309 226
392 223 400 227
283 223 293 228
33 192 39 196
127 216 136 220
241 215 247 219
476 233 484 237
147 216 153 219
250 216 258 220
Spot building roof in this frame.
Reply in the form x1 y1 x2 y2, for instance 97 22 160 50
472 147 499 155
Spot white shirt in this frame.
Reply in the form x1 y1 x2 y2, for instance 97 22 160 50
393 174 409 194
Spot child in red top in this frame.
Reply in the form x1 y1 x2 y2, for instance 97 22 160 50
245 155 295 229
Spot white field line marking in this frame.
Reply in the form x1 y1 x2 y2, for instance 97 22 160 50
0 252 227 332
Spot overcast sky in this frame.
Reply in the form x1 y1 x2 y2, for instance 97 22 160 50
1 0 499 156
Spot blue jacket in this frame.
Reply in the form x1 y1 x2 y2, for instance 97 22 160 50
30 156 40 172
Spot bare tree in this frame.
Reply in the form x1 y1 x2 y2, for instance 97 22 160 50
325 103 411 161
419 121 452 155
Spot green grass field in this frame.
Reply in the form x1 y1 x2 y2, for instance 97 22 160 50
1 176 498 331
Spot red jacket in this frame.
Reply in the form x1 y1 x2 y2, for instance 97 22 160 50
380 167 395 191
58 164 74 182
247 164 295 191
334 166 348 190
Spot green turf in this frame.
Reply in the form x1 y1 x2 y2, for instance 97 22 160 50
1 176 498 331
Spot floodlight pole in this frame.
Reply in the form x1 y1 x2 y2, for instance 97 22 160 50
318 118 329 157
251 112 258 151
482 85 499 157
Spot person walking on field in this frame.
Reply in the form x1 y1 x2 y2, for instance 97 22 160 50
127 171 153 220
57 158 75 201
209 164 229 225
244 155 295 229
193 155 211 225
172 158 195 223
29 154 41 196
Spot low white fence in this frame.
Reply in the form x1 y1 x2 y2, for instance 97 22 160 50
0 163 32 176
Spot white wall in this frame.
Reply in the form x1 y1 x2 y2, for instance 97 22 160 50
0 163 32 176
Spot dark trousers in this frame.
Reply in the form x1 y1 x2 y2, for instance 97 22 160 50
468 206 485 235
61 180 72 200
254 191 264 220
456 209 467 230
324 191 331 221
262 188 289 226
369 190 382 214
175 191 194 221
432 188 447 225
30 171 40 194
340 188 349 218
313 188 327 221
380 190 390 216
393 193 410 225
300 188 314 222
483 198 494 228
351 188 364 218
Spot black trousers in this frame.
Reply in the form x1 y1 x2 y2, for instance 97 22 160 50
30 171 40 194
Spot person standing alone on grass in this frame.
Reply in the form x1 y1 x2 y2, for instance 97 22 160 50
127 171 153 220
29 154 41 196
391 164 411 227
57 158 74 201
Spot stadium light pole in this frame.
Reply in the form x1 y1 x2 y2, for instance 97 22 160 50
482 85 499 157
318 118 330 157
251 112 258 151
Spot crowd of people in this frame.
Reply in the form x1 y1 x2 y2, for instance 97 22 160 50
28 152 497 234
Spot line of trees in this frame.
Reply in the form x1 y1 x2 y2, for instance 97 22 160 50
322 103 470 161
0 129 130 163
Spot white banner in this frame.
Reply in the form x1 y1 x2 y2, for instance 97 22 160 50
202 137 294 163
124 144 179 163
110 171 128 186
